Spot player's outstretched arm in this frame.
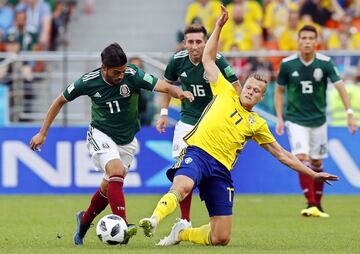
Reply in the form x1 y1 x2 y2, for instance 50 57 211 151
334 82 357 134
156 91 172 134
274 85 285 135
261 141 339 183
29 94 68 151
154 79 194 102
202 5 228 84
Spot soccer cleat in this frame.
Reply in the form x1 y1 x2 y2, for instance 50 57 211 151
156 218 191 246
74 211 86 245
318 210 330 218
187 220 192 228
122 224 138 245
317 206 330 218
301 206 321 217
139 217 157 237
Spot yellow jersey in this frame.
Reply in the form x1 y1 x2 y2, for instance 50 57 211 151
184 73 276 170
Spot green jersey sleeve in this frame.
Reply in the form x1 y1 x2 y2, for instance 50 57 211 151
129 64 159 91
326 60 342 84
216 53 238 84
164 56 178 82
277 61 288 86
63 78 88 101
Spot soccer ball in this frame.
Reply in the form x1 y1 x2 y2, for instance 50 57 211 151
96 214 128 245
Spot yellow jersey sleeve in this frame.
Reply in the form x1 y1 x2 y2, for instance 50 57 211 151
252 122 276 145
210 72 235 96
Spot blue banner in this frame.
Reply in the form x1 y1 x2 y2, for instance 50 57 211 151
0 127 359 194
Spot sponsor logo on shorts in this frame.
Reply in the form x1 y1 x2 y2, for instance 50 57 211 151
102 143 110 149
185 157 192 164
319 144 327 155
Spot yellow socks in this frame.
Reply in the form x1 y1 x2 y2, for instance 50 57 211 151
179 224 211 245
151 190 181 223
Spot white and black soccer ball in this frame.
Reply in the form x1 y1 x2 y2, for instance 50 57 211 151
96 214 128 245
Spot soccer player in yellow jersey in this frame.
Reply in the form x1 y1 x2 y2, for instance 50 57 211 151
139 6 339 246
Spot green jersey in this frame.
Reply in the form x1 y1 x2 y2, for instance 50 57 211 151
277 53 342 127
63 64 158 145
164 50 238 125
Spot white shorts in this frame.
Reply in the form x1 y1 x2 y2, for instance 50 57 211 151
86 126 138 181
285 121 328 160
172 121 195 158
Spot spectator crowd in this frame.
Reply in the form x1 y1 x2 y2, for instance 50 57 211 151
0 0 359 125
176 0 360 122
0 0 76 121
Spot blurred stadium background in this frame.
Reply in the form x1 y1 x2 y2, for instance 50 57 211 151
0 0 359 252
0 0 358 194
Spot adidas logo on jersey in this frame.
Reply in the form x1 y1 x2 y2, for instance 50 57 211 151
180 72 187 77
292 71 300 77
93 92 101 98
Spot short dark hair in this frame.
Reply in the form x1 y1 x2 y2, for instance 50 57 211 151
101 43 127 68
298 25 318 38
184 24 207 38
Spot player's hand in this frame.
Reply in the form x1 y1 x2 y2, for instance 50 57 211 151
275 118 284 135
347 114 357 134
179 91 194 102
156 115 168 134
216 5 229 28
313 172 339 184
29 132 46 151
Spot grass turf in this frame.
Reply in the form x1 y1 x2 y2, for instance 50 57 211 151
0 195 359 254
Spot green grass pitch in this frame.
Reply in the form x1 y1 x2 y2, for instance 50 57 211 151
0 195 359 254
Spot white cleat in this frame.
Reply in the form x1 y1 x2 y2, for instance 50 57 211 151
139 217 157 237
157 218 192 246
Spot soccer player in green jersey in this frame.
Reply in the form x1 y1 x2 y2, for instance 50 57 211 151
29 43 194 245
275 25 357 218
139 6 338 246
156 24 240 231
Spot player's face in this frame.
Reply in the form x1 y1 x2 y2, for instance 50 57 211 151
184 32 206 60
102 64 127 85
298 30 317 54
240 77 266 109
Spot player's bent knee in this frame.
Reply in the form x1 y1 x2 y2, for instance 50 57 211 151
210 228 231 246
211 234 231 246
106 159 126 177
172 175 194 198
311 160 323 168
296 154 308 162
